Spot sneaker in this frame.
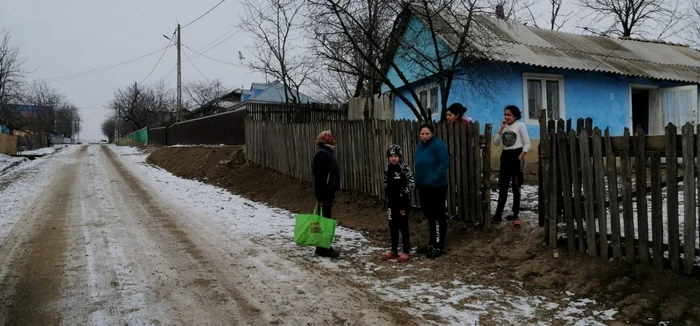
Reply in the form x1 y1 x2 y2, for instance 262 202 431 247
397 253 410 263
505 215 518 221
385 251 398 260
426 248 444 259
416 245 432 254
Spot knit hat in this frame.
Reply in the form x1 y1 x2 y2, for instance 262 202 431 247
316 130 336 147
386 144 402 158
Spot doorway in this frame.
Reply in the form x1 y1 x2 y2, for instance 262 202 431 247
631 89 650 134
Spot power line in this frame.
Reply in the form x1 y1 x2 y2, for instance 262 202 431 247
139 29 177 84
181 43 244 67
41 46 172 83
193 27 241 58
182 48 212 81
197 25 239 53
181 0 226 29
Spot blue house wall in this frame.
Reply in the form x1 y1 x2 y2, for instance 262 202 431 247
391 63 697 139
382 14 700 140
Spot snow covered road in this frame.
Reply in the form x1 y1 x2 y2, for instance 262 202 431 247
0 145 401 325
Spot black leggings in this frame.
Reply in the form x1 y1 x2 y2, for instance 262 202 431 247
418 186 448 250
496 148 524 217
388 206 410 253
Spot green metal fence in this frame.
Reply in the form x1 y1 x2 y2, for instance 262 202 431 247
126 127 148 143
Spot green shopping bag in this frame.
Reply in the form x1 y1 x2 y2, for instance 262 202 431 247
294 207 337 249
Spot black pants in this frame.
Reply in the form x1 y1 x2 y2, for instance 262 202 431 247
388 204 410 253
316 195 334 252
496 148 524 217
418 186 447 250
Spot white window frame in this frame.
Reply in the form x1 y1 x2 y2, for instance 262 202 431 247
417 84 440 120
522 73 566 125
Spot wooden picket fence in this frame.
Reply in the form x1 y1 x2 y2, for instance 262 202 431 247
540 113 700 274
247 102 348 123
245 119 494 225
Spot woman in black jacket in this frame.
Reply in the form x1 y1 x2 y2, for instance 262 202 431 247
312 130 340 258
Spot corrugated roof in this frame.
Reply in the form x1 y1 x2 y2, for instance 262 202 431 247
461 15 700 84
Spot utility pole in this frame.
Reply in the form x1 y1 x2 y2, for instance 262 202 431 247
176 23 182 122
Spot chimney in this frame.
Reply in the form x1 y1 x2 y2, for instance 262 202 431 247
496 4 505 19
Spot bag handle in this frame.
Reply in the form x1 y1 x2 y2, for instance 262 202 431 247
313 205 324 217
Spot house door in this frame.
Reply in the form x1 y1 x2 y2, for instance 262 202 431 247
660 85 698 133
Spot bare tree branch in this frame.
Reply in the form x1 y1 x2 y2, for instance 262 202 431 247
576 0 686 39
239 0 318 104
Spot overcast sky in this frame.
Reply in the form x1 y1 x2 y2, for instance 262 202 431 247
1 0 259 141
0 0 690 141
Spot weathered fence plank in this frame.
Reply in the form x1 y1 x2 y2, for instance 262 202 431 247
604 129 622 259
570 129 585 252
650 152 664 269
593 128 608 260
558 129 576 251
621 128 636 264
635 126 650 265
579 129 596 256
666 124 680 273
683 123 696 274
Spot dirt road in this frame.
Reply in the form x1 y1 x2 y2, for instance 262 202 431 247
0 145 406 325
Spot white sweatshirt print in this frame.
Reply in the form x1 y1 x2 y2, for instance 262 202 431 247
494 121 531 152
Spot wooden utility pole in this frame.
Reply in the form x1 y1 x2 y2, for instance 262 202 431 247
176 23 182 122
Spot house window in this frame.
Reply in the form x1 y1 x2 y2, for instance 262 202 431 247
419 85 439 120
523 73 565 124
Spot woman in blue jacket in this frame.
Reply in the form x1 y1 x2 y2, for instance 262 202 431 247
414 123 450 259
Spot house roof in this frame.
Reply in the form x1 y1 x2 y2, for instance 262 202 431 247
249 81 318 103
471 16 700 84
384 5 700 85
228 81 319 112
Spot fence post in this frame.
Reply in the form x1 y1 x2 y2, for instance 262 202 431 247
539 110 549 236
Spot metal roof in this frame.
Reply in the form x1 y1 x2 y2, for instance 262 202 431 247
465 16 700 84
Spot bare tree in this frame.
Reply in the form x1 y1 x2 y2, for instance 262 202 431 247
685 0 700 48
523 0 574 30
0 28 25 105
308 0 513 120
108 80 176 132
184 79 227 115
308 70 356 104
576 0 686 39
239 0 318 104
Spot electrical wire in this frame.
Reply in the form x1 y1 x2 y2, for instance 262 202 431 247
196 25 239 53
181 0 226 29
41 46 172 83
192 27 241 57
181 43 244 67
139 29 177 84
182 48 212 81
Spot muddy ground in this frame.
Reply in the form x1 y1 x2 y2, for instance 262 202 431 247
146 145 700 325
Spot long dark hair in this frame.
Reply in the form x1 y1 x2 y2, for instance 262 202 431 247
447 103 467 120
505 105 522 120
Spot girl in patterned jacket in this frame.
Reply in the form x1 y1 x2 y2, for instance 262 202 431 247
383 144 415 262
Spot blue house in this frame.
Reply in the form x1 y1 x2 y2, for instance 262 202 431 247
236 80 318 109
380 6 700 141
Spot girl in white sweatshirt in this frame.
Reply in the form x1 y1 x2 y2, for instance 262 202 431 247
492 105 531 227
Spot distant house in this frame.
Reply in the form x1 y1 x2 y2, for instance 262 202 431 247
381 6 700 139
186 88 243 120
230 80 318 112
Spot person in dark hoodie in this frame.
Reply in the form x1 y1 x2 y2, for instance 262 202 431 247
383 144 415 263
312 130 340 258
414 123 450 259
